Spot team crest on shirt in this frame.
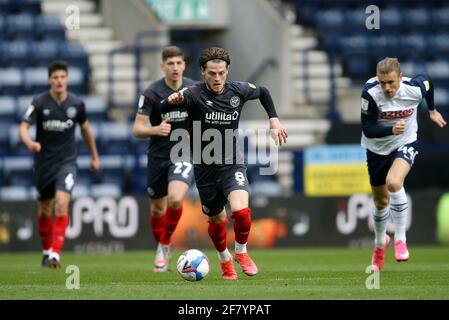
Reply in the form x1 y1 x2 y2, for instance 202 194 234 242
230 96 240 108
147 187 155 197
43 109 50 116
66 106 77 118
361 98 369 112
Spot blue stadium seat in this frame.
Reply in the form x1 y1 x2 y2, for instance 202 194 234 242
0 68 24 95
98 155 129 187
16 95 35 121
31 41 59 66
35 16 65 41
431 7 449 32
90 183 122 198
99 122 133 154
315 10 344 32
344 9 369 33
434 87 449 108
367 35 401 58
72 184 90 198
0 186 30 201
80 95 108 121
0 96 16 122
0 121 12 153
59 42 89 72
0 16 5 42
405 8 431 32
340 35 369 55
24 67 49 94
400 34 427 55
379 8 402 29
8 124 35 155
68 67 87 94
1 40 30 67
6 14 36 41
2 156 34 187
15 0 42 15
430 34 449 55
400 61 427 77
75 122 100 154
0 0 12 14
426 61 449 80
0 0 41 15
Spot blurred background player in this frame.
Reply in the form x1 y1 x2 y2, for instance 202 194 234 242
19 60 101 269
132 46 196 272
361 57 447 271
165 47 288 280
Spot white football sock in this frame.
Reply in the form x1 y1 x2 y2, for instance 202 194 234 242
235 242 247 254
389 187 408 243
43 249 52 256
217 249 232 262
49 252 60 262
373 206 390 248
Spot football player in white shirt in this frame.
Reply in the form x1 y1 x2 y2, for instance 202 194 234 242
361 57 446 271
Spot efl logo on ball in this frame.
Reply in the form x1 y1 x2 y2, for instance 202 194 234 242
176 249 210 281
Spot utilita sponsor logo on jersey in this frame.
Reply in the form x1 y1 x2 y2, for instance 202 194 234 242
161 110 188 122
205 111 239 121
380 108 414 120
43 119 74 131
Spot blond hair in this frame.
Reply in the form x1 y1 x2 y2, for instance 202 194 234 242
376 57 401 75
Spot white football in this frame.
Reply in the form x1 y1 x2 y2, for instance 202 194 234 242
176 249 210 281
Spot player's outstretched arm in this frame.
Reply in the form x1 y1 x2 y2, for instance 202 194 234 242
255 86 288 145
18 121 41 153
80 120 100 172
429 109 447 128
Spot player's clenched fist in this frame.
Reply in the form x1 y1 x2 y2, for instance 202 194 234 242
168 91 184 105
157 117 171 136
393 118 405 135
28 141 41 153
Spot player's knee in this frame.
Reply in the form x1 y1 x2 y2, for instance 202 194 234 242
209 213 226 224
386 177 403 192
373 197 389 210
167 195 183 210
38 201 53 216
150 201 166 216
54 200 69 215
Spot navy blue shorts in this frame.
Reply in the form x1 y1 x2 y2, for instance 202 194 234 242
146 155 194 199
36 163 77 200
366 141 419 187
194 164 249 217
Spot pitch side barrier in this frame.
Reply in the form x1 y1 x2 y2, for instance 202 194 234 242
0 190 445 252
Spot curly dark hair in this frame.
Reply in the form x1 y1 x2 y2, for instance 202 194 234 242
198 47 231 69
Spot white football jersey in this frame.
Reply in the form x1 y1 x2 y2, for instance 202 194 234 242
360 75 430 155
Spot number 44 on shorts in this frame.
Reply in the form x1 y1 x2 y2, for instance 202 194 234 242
397 145 418 163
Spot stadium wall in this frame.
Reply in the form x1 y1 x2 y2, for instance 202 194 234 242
1 191 446 252
100 0 169 86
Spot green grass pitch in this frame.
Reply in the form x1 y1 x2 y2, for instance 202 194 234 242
1 246 448 300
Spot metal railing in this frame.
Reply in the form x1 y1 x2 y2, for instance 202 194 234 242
107 30 166 108
300 46 340 121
